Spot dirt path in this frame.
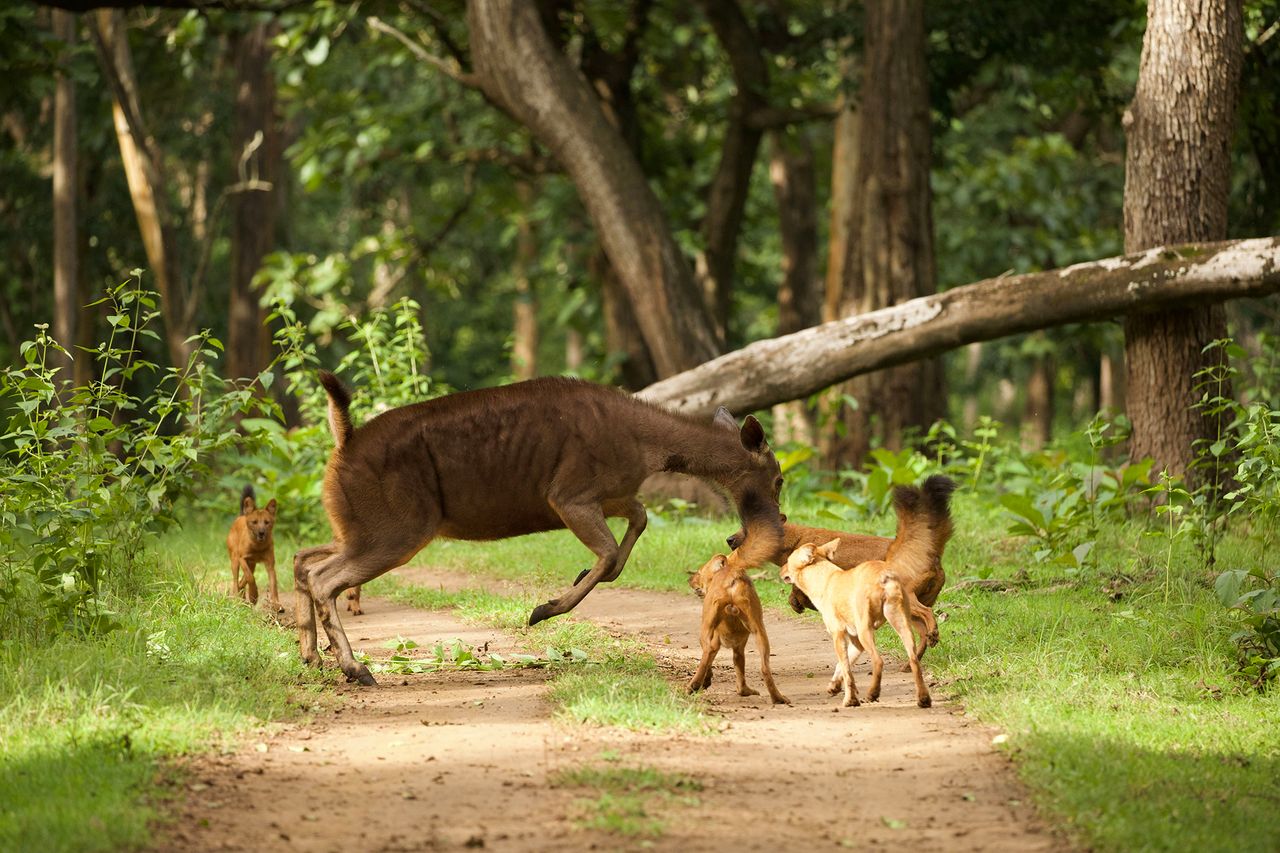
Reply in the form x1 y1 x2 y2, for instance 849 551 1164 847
170 572 1064 852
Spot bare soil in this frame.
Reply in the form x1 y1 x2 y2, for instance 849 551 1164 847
168 570 1065 852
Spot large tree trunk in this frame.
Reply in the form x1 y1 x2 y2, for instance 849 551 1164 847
830 0 943 464
467 0 719 377
696 0 768 343
769 128 820 445
227 21 280 382
510 180 538 381
52 9 78 382
1122 0 1243 481
638 238 1280 416
91 9 191 370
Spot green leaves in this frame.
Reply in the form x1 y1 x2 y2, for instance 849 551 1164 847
362 637 591 676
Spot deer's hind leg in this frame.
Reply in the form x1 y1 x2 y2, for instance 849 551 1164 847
294 543 338 668
531 501 624 625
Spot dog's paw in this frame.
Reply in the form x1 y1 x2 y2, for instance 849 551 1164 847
867 691 880 703
686 680 703 695
826 681 843 696
771 693 791 705
917 695 932 709
842 695 861 708
739 687 760 697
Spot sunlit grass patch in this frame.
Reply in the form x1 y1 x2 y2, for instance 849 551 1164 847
552 763 702 838
0 543 329 853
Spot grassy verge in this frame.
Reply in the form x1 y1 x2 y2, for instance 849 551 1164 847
393 502 1279 852
0 525 329 853
366 574 711 733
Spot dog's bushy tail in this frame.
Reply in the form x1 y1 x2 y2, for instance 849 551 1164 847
318 370 354 448
240 484 255 514
884 474 957 574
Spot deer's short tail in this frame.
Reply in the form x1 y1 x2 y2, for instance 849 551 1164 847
318 370 354 448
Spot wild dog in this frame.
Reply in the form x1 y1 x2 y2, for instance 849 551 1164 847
729 475 955 671
226 485 280 611
294 372 784 686
778 480 954 709
687 553 789 705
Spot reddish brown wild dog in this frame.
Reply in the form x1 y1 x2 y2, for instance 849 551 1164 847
779 478 955 709
294 372 784 685
226 485 280 611
687 552 789 705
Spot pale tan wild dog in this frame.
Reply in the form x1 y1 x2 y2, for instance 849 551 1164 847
226 485 280 612
687 552 790 705
778 478 955 708
294 372 783 686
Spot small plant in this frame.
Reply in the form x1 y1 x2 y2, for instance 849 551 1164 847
355 637 590 675
1214 568 1280 689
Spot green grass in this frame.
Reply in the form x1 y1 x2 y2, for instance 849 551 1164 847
551 762 702 838
368 574 712 733
0 526 329 853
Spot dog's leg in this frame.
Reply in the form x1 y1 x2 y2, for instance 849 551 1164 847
703 635 719 689
530 502 621 625
742 603 789 705
230 558 242 599
243 559 259 605
264 550 281 613
828 633 862 695
886 601 931 708
858 623 884 703
832 631 859 707
346 585 363 616
731 642 757 696
294 544 337 668
687 618 721 694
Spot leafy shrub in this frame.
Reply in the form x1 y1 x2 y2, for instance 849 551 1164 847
1214 568 1280 688
0 281 260 641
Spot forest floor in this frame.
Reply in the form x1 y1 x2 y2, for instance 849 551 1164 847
167 568 1062 852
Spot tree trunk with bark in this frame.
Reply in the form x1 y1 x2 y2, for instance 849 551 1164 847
52 9 78 382
227 21 280 382
511 180 538 381
1122 0 1243 481
91 8 192 371
769 128 820 445
697 0 768 343
467 0 719 378
638 238 1280 416
830 0 943 464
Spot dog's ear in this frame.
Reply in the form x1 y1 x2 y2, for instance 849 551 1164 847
739 415 767 453
790 544 815 567
241 494 255 514
710 554 728 572
817 539 841 560
265 499 277 516
712 406 738 432
780 513 788 523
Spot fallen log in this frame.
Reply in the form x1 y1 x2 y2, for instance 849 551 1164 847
638 238 1280 416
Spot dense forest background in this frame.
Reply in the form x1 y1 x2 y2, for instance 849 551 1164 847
2 0 1279 461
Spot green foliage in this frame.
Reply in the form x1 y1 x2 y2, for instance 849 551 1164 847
0 282 261 641
357 636 590 676
552 763 702 839
1214 568 1280 688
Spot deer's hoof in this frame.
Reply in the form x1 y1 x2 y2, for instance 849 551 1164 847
528 602 556 626
347 666 377 687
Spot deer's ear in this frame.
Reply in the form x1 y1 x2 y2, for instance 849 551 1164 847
713 406 737 432
740 415 767 453
780 513 789 523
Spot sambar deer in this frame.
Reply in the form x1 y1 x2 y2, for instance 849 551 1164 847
294 372 785 685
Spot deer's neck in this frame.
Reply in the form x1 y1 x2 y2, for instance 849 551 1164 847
641 412 748 490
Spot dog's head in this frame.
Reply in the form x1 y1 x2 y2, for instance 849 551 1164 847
688 554 729 598
241 493 277 543
778 539 839 585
